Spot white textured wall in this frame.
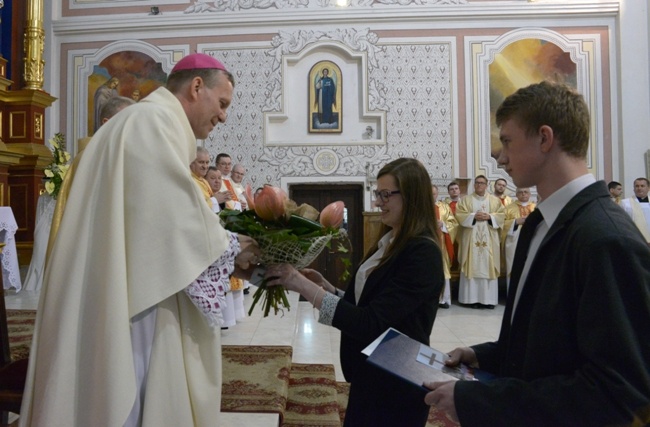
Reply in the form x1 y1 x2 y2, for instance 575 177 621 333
42 0 648 199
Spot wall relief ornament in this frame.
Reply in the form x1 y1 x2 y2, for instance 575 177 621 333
202 28 454 189
184 0 466 12
259 145 391 180
264 28 385 113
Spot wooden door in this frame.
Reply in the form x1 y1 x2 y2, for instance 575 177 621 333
289 184 364 292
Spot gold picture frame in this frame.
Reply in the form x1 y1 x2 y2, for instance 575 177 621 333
308 60 342 133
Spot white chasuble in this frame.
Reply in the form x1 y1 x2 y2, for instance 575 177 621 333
20 88 229 427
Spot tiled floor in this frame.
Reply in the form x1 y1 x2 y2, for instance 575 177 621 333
4 285 504 427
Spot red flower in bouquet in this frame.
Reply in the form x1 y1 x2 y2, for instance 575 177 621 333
220 186 349 317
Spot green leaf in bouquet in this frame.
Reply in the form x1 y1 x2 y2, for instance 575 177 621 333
287 214 324 235
218 207 351 318
340 257 352 282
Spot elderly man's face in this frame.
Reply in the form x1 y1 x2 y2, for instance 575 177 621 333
231 166 245 184
516 188 531 203
190 152 210 177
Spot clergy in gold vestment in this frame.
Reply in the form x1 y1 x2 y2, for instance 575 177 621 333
20 54 259 427
230 163 248 210
493 178 513 207
501 188 535 289
456 176 505 308
190 146 213 207
432 185 458 307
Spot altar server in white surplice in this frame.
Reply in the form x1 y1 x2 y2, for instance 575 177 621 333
20 54 259 427
456 175 505 309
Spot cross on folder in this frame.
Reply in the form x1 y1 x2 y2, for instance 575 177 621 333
420 350 440 366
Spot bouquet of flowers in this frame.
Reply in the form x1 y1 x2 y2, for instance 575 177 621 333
43 133 71 199
219 184 350 317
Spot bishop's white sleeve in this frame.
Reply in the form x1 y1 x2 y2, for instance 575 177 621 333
184 231 241 327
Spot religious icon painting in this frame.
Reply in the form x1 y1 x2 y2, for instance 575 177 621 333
309 60 343 133
87 50 167 136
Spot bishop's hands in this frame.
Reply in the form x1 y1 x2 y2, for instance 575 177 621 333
233 234 261 280
423 347 478 422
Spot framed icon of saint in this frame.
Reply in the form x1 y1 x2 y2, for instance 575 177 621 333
309 61 342 133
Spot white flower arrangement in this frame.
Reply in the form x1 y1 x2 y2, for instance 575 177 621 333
43 133 71 199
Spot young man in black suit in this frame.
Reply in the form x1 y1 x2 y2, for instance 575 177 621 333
424 81 650 426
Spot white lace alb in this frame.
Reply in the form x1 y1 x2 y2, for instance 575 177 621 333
184 232 241 327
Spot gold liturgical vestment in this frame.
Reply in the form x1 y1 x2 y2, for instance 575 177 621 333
435 201 458 279
45 136 93 262
456 193 505 280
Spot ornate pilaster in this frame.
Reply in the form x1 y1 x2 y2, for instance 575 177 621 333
23 0 45 90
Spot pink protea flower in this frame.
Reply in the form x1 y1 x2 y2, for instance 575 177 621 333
319 201 345 228
243 184 256 211
254 185 287 221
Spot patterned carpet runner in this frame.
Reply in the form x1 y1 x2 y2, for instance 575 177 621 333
6 310 459 426
283 363 341 426
221 345 293 421
5 309 36 362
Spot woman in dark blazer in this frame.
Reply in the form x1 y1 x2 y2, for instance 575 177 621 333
266 158 444 426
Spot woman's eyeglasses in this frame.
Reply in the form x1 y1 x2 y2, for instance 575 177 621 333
373 189 401 203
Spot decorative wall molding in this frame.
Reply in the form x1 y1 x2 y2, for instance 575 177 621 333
262 29 386 146
264 28 385 112
51 3 619 38
68 40 184 152
50 5 622 205
184 0 468 13
200 28 456 190
466 27 602 186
